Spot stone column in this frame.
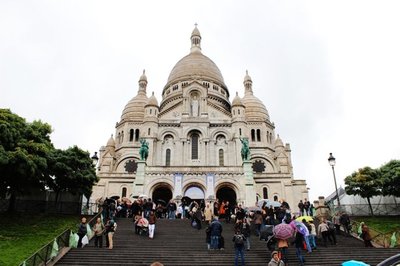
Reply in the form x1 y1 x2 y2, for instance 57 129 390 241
132 160 146 197
242 160 256 207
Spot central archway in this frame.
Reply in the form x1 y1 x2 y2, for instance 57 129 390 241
216 186 237 207
152 186 172 206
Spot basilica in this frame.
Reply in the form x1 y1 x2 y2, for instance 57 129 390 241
91 26 308 209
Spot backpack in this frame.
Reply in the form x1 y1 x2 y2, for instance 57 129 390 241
234 234 245 245
328 221 335 231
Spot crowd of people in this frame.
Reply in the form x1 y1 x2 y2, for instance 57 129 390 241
75 196 372 266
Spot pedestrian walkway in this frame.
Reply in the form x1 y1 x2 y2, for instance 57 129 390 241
56 218 399 265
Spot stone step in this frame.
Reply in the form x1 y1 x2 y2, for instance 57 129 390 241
56 218 400 266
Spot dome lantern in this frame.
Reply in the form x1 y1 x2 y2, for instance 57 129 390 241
139 69 147 93
244 70 253 95
190 23 201 53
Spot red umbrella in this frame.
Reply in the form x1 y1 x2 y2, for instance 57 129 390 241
274 223 295 240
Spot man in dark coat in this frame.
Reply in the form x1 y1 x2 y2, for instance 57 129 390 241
209 218 223 249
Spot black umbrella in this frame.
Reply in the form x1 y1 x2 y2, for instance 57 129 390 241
181 196 192 204
110 195 120 200
156 199 167 206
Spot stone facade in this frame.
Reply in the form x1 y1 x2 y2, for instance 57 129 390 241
92 26 308 209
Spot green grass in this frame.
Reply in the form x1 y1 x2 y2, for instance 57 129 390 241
353 216 400 233
0 213 80 266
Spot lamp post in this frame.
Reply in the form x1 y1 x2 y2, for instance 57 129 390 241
91 152 99 167
328 152 341 208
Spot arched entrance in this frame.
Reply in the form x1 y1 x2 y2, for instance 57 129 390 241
184 186 205 201
152 186 173 206
216 186 237 207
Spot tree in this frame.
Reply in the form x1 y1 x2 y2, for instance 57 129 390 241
0 109 54 211
344 166 381 216
379 160 400 205
48 146 98 203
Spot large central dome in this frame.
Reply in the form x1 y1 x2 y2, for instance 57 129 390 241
167 51 225 86
165 26 226 88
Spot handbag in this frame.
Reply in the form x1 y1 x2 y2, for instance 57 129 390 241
81 235 89 246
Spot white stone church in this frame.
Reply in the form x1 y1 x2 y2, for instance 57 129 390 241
92 26 308 209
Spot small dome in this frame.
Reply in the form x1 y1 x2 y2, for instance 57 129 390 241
106 135 115 147
232 92 243 107
146 92 159 107
242 94 269 121
121 93 148 121
275 135 284 148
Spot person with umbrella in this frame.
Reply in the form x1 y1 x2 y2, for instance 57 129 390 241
293 230 305 266
167 200 177 219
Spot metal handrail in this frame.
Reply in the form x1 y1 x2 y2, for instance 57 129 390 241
20 211 102 266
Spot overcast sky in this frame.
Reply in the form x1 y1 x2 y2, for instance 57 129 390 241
1 1 399 202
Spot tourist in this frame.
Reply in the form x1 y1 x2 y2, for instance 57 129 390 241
301 219 312 253
277 238 289 264
77 217 87 248
224 201 231 223
268 250 285 266
148 209 157 239
309 221 317 250
209 218 223 250
204 203 213 225
340 212 351 236
333 211 341 235
253 211 263 237
360 222 373 247
304 198 311 216
167 200 177 219
205 225 211 250
213 200 220 219
92 217 104 248
327 219 337 245
318 218 330 247
293 230 305 266
219 201 226 220
235 203 246 223
234 216 251 251
298 200 304 216
232 228 246 266
105 219 117 249
150 262 164 266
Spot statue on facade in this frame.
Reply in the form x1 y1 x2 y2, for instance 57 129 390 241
139 138 149 161
191 95 199 117
240 137 250 161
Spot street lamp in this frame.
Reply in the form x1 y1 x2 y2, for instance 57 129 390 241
328 152 341 208
91 152 99 167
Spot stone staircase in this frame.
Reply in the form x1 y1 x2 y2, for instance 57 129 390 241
56 218 399 266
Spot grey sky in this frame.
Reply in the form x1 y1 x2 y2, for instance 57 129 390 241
1 1 399 201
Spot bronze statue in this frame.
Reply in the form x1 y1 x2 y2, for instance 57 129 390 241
139 138 149 160
240 138 250 161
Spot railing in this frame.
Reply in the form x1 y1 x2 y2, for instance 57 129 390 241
339 203 400 216
20 211 102 266
350 220 400 248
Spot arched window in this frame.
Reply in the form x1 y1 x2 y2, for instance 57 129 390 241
148 128 151 136
267 131 270 143
251 129 255 142
239 128 242 136
122 187 127 198
129 129 134 142
118 132 121 143
166 149 171 166
257 129 261 142
263 187 268 199
238 109 241 115
135 129 140 141
219 149 224 166
121 131 124 143
191 133 199 159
